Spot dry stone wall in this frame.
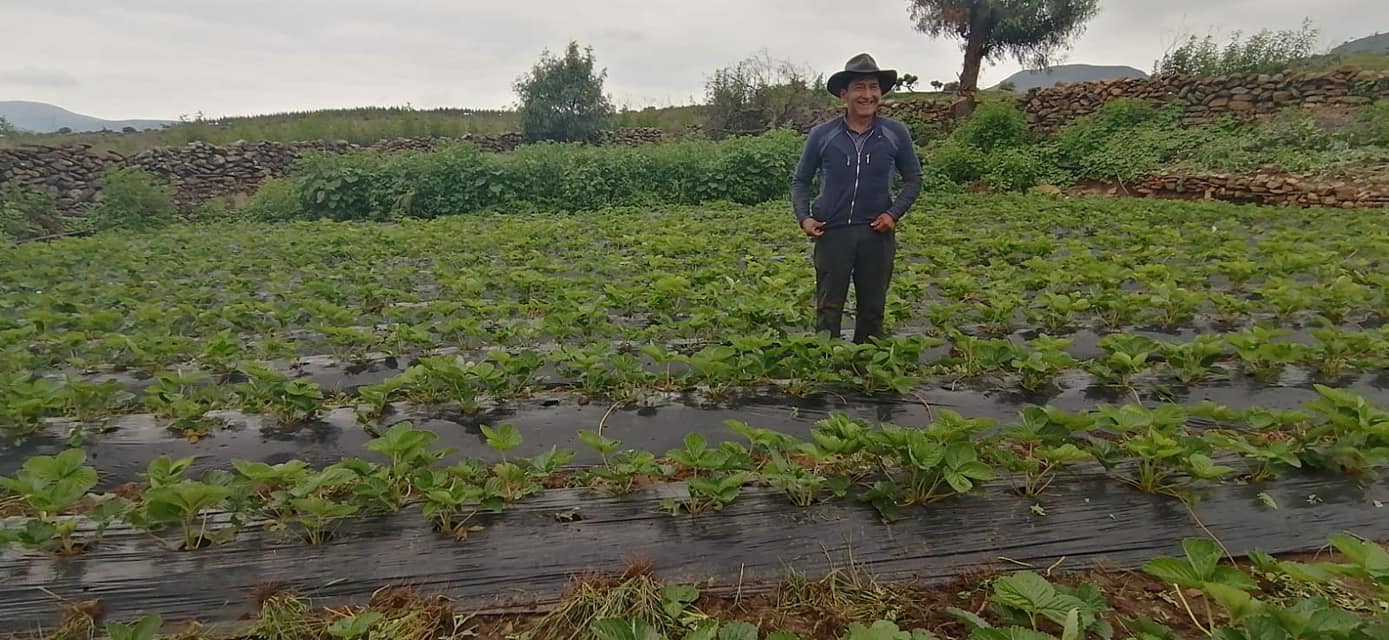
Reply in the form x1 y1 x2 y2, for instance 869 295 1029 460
0 128 670 213
1131 169 1389 209
1019 68 1389 129
865 69 1389 134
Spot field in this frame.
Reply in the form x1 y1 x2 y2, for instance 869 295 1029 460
2 192 1388 639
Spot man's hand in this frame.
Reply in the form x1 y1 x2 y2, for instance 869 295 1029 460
800 218 825 237
870 213 896 233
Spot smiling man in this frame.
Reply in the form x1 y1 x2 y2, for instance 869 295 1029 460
790 53 923 344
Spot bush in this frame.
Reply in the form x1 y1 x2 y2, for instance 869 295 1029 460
982 148 1051 192
924 140 987 183
88 167 177 232
0 185 64 241
295 150 395 221
280 129 807 220
1155 19 1319 76
704 128 804 204
952 101 1029 152
1350 100 1389 146
242 177 306 222
1052 99 1192 182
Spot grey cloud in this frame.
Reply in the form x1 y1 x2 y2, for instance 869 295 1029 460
0 68 79 88
1 0 1385 119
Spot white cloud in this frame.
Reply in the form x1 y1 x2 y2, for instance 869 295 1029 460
1 0 1384 120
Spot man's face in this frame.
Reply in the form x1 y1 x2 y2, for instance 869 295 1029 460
841 76 881 118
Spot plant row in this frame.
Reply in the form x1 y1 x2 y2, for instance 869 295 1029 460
77 531 1389 640
8 321 1389 437
5 383 1386 559
568 535 1389 640
5 194 1387 379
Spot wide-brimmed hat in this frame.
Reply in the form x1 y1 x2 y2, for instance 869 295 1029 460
826 53 898 96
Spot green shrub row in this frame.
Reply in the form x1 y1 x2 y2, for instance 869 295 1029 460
285 128 806 221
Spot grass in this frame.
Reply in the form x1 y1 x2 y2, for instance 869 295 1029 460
0 103 714 154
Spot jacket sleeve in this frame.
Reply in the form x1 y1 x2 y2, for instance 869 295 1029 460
887 123 923 220
790 128 821 222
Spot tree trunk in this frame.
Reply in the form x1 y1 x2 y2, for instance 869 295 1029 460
952 5 992 120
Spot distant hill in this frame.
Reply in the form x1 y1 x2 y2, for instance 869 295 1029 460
991 64 1149 91
1331 32 1389 55
0 101 172 133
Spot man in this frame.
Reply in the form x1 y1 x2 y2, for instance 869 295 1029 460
790 53 923 344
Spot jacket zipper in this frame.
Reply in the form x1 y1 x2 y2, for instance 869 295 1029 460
846 131 862 224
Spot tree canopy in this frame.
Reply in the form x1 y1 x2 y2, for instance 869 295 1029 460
513 41 615 143
907 0 1101 114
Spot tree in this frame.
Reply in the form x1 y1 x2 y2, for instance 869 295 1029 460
702 50 827 137
0 115 16 137
897 73 921 91
906 0 1101 116
513 41 615 143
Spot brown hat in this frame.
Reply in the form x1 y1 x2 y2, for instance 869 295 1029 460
826 53 898 96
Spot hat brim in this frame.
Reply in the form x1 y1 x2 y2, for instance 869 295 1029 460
827 69 897 96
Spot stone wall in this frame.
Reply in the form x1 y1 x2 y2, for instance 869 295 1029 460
863 69 1389 134
0 128 670 212
1019 68 1389 129
1130 169 1389 209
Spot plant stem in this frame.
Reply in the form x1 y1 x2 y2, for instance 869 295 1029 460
1172 584 1212 637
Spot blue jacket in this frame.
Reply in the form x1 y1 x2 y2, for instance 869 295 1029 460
790 114 924 229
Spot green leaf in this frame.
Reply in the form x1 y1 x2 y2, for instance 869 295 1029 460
1183 538 1222 581
1202 583 1261 623
1187 454 1234 480
957 461 997 481
948 606 994 631
1060 607 1081 640
717 620 758 640
1141 558 1205 588
104 614 163 640
481 423 523 453
968 628 1058 640
327 611 382 638
944 469 973 493
992 571 1058 613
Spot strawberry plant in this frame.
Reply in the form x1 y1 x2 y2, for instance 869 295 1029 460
0 449 116 555
1007 335 1077 392
950 571 1112 640
139 479 237 550
988 405 1095 497
419 470 506 540
576 429 667 495
1158 334 1227 385
1085 404 1231 495
1227 326 1306 382
1087 333 1158 388
363 422 451 504
1305 325 1383 378
233 363 324 425
1029 291 1093 333
859 410 997 520
1300 385 1389 475
663 433 750 515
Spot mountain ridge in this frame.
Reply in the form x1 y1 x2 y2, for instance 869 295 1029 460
0 100 173 133
990 64 1149 92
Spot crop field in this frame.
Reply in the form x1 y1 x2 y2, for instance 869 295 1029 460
2 192 1388 639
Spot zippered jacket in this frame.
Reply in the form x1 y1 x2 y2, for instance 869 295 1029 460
789 114 924 229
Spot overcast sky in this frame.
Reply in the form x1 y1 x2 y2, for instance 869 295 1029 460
2 1 1385 120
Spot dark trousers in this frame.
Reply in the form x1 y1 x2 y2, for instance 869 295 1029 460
812 223 896 343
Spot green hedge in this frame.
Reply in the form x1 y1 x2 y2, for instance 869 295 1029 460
289 128 805 221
